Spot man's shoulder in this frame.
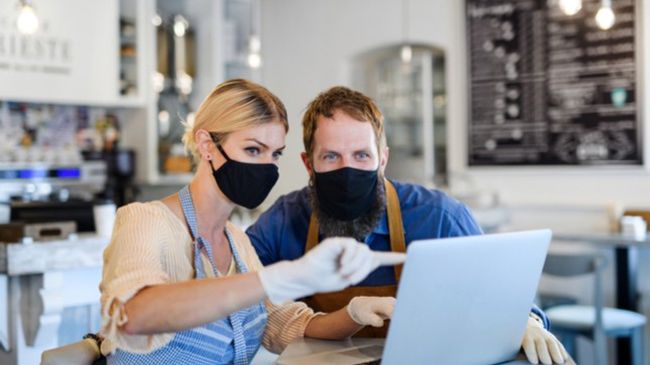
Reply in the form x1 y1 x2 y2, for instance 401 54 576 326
391 179 466 213
268 185 311 211
254 186 312 226
390 179 482 236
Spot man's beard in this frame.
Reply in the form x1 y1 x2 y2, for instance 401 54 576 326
309 175 386 242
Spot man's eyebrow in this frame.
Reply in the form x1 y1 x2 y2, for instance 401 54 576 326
319 149 341 156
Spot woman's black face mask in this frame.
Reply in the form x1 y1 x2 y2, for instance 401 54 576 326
313 167 378 221
211 144 279 209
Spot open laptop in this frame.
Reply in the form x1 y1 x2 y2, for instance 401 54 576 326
277 229 552 365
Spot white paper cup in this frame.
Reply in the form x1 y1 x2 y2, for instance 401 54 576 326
620 216 647 240
94 203 116 238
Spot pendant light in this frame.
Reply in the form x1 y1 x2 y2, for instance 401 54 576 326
247 0 262 69
595 0 615 30
559 0 582 16
400 0 412 64
16 0 39 35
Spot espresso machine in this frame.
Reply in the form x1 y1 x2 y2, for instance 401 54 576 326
0 161 108 240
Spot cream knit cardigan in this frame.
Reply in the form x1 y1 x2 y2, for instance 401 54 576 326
99 201 320 355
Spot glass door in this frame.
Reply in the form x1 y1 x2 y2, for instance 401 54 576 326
354 46 447 187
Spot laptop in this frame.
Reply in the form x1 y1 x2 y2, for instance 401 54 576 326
277 229 552 365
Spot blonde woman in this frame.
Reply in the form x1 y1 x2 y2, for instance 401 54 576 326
99 79 404 364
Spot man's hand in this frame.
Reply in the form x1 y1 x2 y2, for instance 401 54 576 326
346 296 396 327
521 317 569 364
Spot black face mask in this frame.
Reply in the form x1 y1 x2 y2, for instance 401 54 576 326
211 145 279 209
314 167 378 221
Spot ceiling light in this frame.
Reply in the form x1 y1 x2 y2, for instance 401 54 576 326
595 0 615 30
16 1 39 35
559 0 582 16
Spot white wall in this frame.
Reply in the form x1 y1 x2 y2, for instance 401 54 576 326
260 1 650 363
260 0 650 210
260 0 469 201
0 0 119 105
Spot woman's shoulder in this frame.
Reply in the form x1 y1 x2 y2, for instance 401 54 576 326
114 201 186 235
106 201 189 262
116 200 178 222
116 200 164 217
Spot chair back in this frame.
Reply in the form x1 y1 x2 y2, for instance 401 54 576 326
543 253 608 364
543 254 604 277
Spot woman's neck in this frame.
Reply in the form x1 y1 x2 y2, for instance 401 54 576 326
189 162 234 239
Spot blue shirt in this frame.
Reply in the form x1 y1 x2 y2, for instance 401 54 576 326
247 179 548 328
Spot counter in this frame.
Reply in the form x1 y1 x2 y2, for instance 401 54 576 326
0 234 109 365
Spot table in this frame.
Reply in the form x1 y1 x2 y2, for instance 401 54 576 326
554 232 650 365
276 338 575 365
0 234 108 365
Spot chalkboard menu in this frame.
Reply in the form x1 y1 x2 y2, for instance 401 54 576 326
467 0 640 165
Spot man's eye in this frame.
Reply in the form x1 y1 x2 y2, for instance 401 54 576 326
356 152 370 159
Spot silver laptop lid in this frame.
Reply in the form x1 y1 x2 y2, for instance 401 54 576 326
382 229 551 365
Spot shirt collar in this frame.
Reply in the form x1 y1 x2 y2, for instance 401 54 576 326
371 209 390 235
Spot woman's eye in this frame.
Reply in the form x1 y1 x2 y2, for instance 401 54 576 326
323 153 337 161
356 152 370 159
272 150 283 160
245 147 260 156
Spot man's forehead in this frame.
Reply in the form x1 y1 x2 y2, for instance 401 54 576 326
313 119 377 151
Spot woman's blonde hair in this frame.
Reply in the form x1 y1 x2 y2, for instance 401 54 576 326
182 79 288 163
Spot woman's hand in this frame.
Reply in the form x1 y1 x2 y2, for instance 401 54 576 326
258 237 405 304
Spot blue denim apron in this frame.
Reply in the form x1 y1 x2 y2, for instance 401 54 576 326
108 186 268 364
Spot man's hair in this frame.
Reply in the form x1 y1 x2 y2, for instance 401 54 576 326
302 86 386 160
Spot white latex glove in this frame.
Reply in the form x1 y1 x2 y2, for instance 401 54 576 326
521 317 569 365
258 237 406 304
346 296 396 327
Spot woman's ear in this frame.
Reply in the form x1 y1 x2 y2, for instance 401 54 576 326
195 129 214 160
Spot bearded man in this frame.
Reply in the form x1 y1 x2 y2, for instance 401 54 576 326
246 86 565 365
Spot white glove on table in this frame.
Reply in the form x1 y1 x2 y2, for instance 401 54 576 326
521 317 569 365
346 296 396 327
258 237 406 304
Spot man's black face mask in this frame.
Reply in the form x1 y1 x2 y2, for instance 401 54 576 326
313 167 379 221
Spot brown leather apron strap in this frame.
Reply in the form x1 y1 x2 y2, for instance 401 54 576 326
306 212 320 252
305 179 406 281
384 179 406 281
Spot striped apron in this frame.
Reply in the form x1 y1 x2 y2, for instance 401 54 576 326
108 186 267 364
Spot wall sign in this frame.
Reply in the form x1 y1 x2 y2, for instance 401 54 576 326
0 0 118 104
467 0 640 165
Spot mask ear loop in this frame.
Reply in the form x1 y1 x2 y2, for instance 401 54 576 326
216 144 232 161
